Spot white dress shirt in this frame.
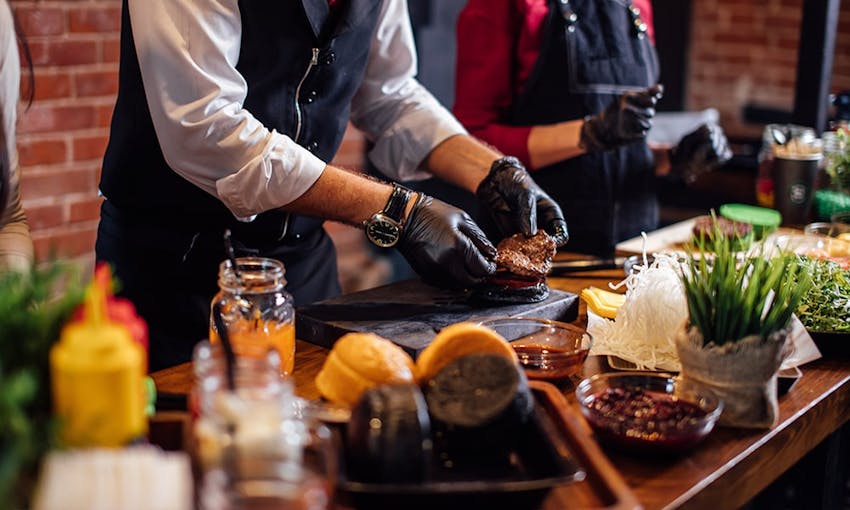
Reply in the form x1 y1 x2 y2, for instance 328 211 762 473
128 0 466 219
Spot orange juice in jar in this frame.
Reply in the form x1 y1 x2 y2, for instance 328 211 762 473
210 257 296 376
210 317 295 375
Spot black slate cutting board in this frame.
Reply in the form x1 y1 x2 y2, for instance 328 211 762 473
296 279 579 356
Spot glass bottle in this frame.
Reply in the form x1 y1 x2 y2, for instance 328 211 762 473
210 257 296 375
191 341 334 510
191 340 292 471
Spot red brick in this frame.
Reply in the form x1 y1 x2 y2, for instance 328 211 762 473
17 138 69 166
18 105 98 133
74 70 118 97
69 7 121 33
72 134 109 161
26 203 66 230
765 14 802 30
776 35 800 51
715 33 769 46
38 40 98 66
20 169 96 200
15 7 65 37
69 196 104 223
26 41 49 66
103 37 121 63
33 226 98 261
31 71 73 101
95 104 115 128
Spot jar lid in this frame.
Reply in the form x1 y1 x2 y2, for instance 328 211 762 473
719 203 782 228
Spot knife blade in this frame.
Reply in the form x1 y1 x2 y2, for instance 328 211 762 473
548 257 628 275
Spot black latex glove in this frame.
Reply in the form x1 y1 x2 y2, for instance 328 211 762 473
580 84 664 152
669 123 733 184
397 194 497 288
476 156 569 246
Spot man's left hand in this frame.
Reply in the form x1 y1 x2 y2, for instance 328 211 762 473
669 123 733 184
476 157 569 246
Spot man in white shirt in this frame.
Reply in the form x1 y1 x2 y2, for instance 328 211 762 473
96 0 567 371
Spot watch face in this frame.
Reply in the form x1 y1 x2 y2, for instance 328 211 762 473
366 218 401 248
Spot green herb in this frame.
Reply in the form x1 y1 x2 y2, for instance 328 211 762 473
0 262 84 510
794 256 850 333
679 216 812 346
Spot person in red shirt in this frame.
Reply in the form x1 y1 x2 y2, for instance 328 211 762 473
455 0 731 256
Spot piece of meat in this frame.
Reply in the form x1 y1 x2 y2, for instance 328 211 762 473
494 231 557 278
472 231 556 304
692 215 753 240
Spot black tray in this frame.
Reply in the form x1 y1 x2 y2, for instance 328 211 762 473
335 385 586 510
809 330 850 358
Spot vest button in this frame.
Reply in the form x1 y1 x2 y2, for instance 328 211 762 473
323 51 336 65
308 141 319 152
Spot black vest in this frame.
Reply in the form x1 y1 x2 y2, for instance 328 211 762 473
509 0 661 256
100 0 382 243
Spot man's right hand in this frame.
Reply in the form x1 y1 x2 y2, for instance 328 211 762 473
397 194 497 288
580 84 664 152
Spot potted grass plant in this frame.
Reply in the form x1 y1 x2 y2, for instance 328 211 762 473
674 219 812 428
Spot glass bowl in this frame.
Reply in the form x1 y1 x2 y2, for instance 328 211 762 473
478 318 591 382
803 220 850 241
575 372 722 455
764 232 850 259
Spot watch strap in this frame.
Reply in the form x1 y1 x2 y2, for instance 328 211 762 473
382 184 412 223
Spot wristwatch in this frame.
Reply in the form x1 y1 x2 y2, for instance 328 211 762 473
364 184 412 248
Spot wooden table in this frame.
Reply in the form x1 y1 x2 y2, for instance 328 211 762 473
151 268 850 510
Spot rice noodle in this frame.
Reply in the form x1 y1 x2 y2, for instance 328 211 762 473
588 251 687 371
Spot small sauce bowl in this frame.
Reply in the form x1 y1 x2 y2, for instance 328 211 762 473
478 318 591 382
575 372 722 455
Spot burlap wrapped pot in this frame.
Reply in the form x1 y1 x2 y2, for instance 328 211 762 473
674 324 787 429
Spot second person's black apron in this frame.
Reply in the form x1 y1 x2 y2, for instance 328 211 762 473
507 0 661 256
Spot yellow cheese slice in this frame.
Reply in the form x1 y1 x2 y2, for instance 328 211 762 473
581 286 626 319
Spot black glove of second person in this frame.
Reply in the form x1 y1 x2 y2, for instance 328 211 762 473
397 194 497 288
476 157 569 246
669 123 733 184
580 84 664 152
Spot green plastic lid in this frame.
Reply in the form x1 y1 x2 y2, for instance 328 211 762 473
719 203 782 230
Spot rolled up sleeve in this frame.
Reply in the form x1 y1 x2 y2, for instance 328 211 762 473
350 0 467 182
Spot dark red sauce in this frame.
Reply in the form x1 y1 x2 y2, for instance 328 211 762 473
584 387 710 452
512 344 588 380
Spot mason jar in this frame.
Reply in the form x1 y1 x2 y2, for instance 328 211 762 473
210 257 295 375
190 341 334 510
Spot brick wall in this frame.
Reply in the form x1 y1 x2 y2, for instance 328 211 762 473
687 0 850 139
9 0 850 274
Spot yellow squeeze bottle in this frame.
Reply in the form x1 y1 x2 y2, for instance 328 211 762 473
50 283 146 447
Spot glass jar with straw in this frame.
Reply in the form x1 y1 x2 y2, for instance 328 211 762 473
209 256 296 376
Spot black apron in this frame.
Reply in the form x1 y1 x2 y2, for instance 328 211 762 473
508 0 661 256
